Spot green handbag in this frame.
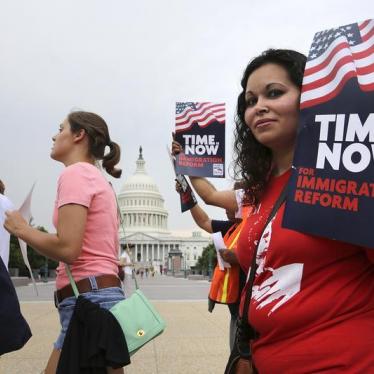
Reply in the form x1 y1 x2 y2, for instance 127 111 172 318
64 264 166 356
110 187 166 355
63 185 166 356
109 281 166 355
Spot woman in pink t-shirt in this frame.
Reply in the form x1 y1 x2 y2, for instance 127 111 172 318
5 111 126 373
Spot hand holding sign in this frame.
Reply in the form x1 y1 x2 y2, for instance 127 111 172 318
175 175 197 213
168 145 197 212
171 132 182 155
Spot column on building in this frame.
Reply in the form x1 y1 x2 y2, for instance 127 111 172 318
144 243 147 261
164 244 168 261
135 243 139 261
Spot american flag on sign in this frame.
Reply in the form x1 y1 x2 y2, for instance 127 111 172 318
175 102 225 132
301 19 374 109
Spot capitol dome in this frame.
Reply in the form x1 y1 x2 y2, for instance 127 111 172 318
117 146 169 233
116 146 211 273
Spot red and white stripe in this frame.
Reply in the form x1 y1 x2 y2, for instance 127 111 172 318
175 102 225 132
300 19 374 109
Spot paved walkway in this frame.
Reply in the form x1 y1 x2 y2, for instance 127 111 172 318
14 274 212 302
1 276 231 373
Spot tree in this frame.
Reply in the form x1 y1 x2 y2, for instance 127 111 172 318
8 234 23 272
195 244 217 275
8 226 58 277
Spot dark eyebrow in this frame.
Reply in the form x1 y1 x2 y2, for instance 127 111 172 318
266 82 287 89
245 82 287 98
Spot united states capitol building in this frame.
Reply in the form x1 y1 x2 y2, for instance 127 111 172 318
117 147 211 274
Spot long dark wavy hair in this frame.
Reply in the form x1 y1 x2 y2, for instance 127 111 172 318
233 49 306 205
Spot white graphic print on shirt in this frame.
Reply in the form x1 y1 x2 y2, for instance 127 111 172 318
249 214 304 316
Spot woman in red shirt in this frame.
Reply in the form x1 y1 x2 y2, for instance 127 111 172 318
236 48 374 373
187 49 374 373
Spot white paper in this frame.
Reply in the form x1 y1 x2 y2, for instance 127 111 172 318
211 232 231 270
18 183 38 295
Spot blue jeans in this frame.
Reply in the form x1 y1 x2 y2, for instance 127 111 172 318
54 276 125 350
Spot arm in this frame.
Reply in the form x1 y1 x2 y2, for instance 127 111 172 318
4 204 87 263
189 176 238 212
172 135 238 212
175 180 212 233
189 204 213 234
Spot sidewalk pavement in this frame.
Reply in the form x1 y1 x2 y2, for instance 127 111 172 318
0 300 231 374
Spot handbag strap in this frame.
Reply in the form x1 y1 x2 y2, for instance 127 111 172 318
111 183 139 290
242 184 288 323
64 263 80 298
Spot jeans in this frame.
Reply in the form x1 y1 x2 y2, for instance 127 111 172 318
54 276 125 350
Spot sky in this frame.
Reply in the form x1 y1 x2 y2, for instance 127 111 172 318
0 0 373 232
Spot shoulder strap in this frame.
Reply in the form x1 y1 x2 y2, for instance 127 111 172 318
111 183 139 290
65 263 80 297
241 184 288 322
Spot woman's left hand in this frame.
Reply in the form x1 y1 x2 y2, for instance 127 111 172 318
219 249 239 264
4 210 28 237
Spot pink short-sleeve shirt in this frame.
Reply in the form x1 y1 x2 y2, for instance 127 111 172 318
53 162 119 289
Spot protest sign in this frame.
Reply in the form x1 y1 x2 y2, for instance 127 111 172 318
174 102 225 178
167 146 198 213
283 19 374 248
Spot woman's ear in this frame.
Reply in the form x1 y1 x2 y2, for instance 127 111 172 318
73 128 86 143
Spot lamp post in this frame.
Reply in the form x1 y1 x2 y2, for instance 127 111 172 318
208 250 212 281
184 254 187 278
172 255 175 276
43 257 48 283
